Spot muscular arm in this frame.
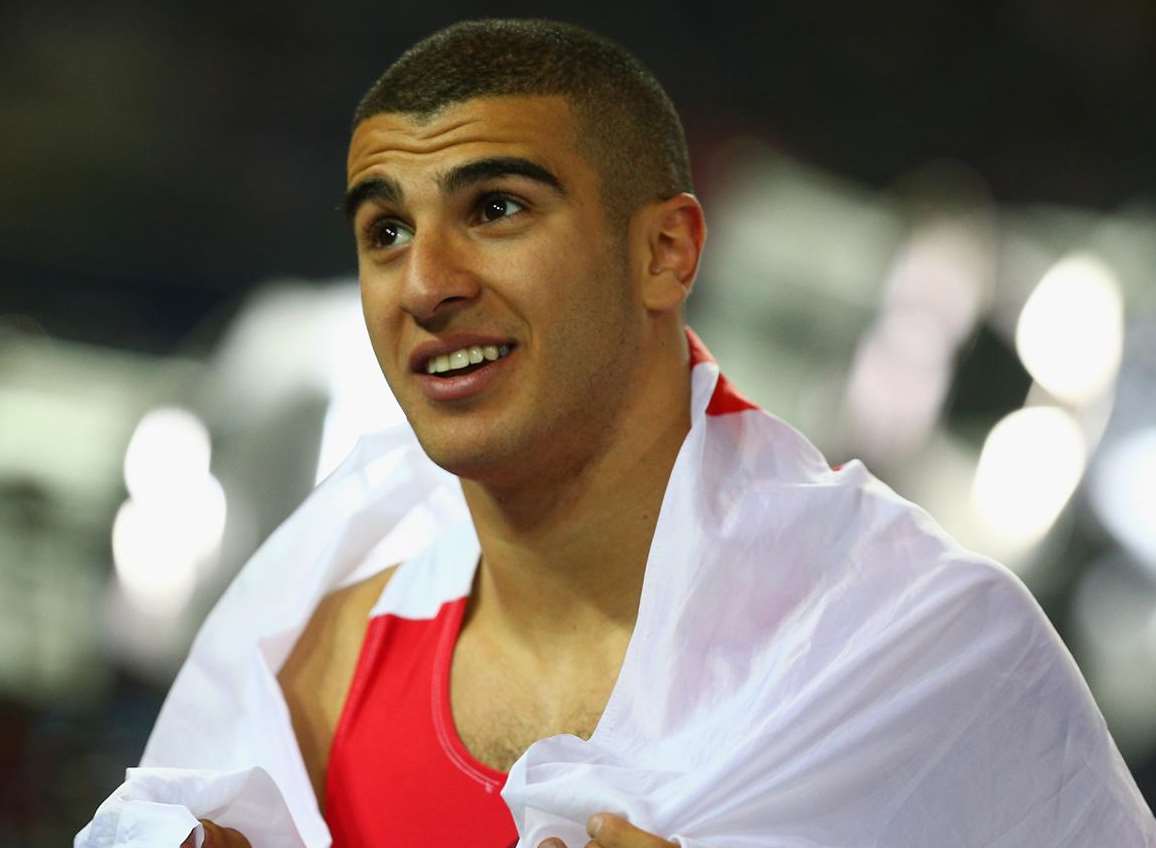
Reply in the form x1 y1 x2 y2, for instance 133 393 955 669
276 565 397 811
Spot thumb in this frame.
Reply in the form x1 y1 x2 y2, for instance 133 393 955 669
186 820 252 848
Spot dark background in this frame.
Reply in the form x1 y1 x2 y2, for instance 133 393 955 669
2 1 1154 843
5 0 1154 353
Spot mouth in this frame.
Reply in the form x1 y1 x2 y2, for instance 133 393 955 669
411 339 518 402
420 342 515 378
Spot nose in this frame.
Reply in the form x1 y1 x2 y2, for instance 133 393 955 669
398 229 481 325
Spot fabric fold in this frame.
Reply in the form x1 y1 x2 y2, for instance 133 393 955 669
74 767 299 848
76 335 1156 847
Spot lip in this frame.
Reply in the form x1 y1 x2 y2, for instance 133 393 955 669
415 345 516 402
408 334 517 374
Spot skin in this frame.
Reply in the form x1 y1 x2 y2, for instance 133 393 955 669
197 93 704 848
348 95 704 670
185 812 674 847
542 813 679 848
181 821 251 847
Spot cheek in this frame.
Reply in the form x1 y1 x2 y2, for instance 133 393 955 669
359 276 403 365
531 247 635 378
505 227 617 322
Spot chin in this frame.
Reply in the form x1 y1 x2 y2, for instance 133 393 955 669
412 428 522 483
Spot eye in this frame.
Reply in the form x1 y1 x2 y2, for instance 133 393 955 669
364 217 413 251
478 193 526 223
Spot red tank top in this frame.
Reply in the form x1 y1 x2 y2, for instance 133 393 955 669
324 330 748 845
324 526 517 847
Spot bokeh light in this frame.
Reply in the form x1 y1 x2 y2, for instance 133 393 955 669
112 407 226 615
971 405 1087 552
1015 254 1125 405
1090 428 1156 575
4 8 1156 839
123 407 212 502
110 488 220 615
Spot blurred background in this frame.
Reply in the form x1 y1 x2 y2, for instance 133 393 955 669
2 0 1155 841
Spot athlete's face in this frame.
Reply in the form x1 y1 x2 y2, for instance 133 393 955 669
346 95 642 483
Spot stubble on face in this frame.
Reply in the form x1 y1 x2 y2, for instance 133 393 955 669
416 225 640 496
349 96 645 492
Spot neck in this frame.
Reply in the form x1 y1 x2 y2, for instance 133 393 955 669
459 329 692 660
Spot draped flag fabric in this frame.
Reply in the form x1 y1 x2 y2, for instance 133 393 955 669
76 332 1156 847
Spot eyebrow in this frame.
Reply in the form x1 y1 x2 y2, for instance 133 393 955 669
342 156 566 220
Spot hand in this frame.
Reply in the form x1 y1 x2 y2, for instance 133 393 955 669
180 819 252 848
538 813 677 848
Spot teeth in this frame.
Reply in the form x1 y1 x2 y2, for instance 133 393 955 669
427 344 511 375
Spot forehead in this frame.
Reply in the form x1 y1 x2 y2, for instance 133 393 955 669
346 95 585 188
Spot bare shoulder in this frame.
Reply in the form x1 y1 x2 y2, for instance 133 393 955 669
278 564 398 809
285 565 398 669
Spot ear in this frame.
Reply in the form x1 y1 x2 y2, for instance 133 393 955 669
640 193 707 313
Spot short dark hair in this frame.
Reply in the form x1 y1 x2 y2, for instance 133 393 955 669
353 19 693 229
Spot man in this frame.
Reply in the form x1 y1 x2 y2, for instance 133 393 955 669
78 19 1155 848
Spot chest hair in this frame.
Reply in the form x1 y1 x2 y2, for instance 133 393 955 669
454 702 605 773
450 634 615 773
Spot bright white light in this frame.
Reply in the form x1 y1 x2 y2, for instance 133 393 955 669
124 407 212 501
315 295 404 484
1015 253 1124 404
972 406 1087 552
1090 428 1156 573
111 476 227 615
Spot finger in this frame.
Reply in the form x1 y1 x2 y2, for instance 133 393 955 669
198 820 253 848
538 839 568 848
587 813 677 848
180 833 196 848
